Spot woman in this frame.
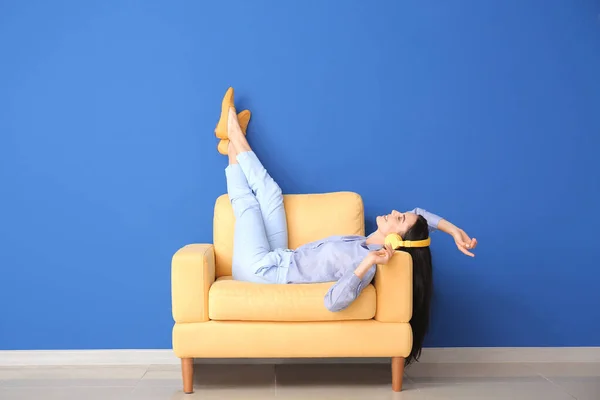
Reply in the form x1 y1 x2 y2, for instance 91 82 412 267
223 108 477 365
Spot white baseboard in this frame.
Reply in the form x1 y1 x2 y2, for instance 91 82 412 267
0 350 180 366
1 347 599 366
418 347 600 363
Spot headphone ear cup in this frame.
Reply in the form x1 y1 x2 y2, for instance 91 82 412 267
385 233 402 249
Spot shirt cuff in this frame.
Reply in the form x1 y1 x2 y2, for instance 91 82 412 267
426 213 442 230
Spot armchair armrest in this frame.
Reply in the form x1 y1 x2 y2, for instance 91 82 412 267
374 251 413 323
171 244 216 323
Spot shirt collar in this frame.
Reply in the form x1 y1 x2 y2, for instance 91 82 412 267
360 240 382 252
365 243 382 251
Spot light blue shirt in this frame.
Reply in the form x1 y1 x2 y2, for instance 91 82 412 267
286 208 443 312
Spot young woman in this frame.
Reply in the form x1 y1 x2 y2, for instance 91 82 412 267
223 108 477 364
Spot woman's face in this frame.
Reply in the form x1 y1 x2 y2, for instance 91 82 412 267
376 210 418 237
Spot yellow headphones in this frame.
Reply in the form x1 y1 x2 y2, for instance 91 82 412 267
385 233 431 249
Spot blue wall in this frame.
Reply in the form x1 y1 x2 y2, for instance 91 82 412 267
1 0 599 350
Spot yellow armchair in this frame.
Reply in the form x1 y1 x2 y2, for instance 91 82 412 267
171 192 413 393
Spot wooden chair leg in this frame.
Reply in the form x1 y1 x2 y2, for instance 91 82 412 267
392 357 404 392
182 358 194 394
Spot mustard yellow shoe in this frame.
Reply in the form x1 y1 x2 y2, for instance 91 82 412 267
214 87 236 140
217 110 251 155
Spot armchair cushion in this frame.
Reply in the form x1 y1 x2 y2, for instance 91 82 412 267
208 277 376 321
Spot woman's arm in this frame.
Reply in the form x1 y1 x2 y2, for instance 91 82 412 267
410 208 477 257
409 208 442 231
323 265 375 312
324 246 393 312
439 219 478 257
437 219 461 235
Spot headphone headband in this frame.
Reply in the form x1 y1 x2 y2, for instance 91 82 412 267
385 234 431 249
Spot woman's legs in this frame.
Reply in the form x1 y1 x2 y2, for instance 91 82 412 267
226 145 272 282
227 108 288 250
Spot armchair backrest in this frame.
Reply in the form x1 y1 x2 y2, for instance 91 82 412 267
213 191 365 277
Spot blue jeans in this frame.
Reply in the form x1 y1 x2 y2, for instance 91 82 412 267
226 151 292 284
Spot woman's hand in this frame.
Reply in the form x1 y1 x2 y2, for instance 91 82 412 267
355 245 394 279
368 244 394 265
452 228 477 257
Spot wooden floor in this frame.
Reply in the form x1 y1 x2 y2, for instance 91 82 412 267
0 362 598 399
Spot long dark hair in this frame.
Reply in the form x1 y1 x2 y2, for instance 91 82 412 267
401 215 433 366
